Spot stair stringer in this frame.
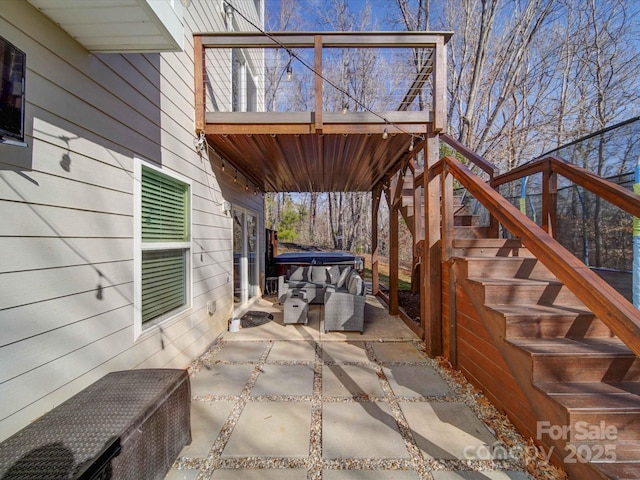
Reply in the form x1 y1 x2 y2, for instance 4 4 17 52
452 259 608 480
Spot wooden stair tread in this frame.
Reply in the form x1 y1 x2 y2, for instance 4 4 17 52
453 238 523 248
546 391 640 412
536 381 640 397
508 337 635 356
467 276 564 286
486 303 592 318
592 461 640 479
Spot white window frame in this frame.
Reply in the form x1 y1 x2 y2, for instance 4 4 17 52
133 158 192 340
232 206 260 307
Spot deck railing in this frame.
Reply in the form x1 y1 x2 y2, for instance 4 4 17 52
431 154 640 359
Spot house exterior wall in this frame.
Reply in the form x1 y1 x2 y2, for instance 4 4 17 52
0 0 264 441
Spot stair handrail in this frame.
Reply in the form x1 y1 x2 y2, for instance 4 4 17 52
436 155 640 358
493 156 640 220
440 134 498 179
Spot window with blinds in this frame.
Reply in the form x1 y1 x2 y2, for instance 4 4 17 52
140 165 191 325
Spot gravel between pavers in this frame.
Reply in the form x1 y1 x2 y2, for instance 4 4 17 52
169 338 566 480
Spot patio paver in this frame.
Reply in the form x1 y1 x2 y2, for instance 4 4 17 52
165 298 533 480
190 364 254 397
399 401 499 460
382 364 451 398
251 364 315 396
322 402 410 458
323 470 420 479
322 341 370 363
322 364 385 397
210 469 309 479
222 401 312 457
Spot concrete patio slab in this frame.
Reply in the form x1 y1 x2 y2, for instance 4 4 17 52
432 472 531 480
322 341 370 363
210 469 308 479
166 298 534 480
178 401 235 458
382 365 451 397
322 402 409 458
372 341 428 363
323 470 420 480
214 341 267 362
251 364 315 396
399 402 498 460
190 364 255 397
322 364 385 397
222 401 312 457
267 340 316 362
164 469 199 480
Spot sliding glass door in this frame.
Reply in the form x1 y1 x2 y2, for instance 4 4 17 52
233 207 260 306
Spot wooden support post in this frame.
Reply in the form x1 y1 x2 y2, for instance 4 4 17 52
441 162 454 261
390 196 400 316
448 259 458 367
421 132 442 356
542 159 558 237
372 184 381 296
488 175 500 238
194 35 205 132
314 35 323 133
432 37 447 133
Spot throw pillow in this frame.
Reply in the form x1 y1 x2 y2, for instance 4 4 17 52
348 274 364 296
336 266 352 288
289 266 305 282
328 265 340 284
311 266 329 283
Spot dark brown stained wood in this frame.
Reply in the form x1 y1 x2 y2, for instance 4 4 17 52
204 132 417 192
492 157 640 219
441 155 640 359
389 199 399 315
371 184 381 296
314 35 323 133
542 162 558 236
432 37 447 133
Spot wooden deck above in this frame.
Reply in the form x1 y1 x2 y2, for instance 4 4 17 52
193 31 450 192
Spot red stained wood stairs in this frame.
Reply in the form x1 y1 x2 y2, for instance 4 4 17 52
396 169 640 479
453 235 640 480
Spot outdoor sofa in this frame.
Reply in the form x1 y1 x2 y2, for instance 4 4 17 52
278 264 366 333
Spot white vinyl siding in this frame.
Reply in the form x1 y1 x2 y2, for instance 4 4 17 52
0 0 264 441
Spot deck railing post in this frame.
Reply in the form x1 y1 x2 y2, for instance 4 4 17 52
441 161 454 261
542 159 558 237
314 35 323 133
389 188 400 315
422 132 443 356
372 184 381 296
194 35 205 132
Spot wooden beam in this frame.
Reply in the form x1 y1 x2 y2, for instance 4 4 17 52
314 35 323 133
372 184 382 296
198 31 453 49
194 35 205 132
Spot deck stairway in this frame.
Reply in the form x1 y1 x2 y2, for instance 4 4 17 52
393 166 640 479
